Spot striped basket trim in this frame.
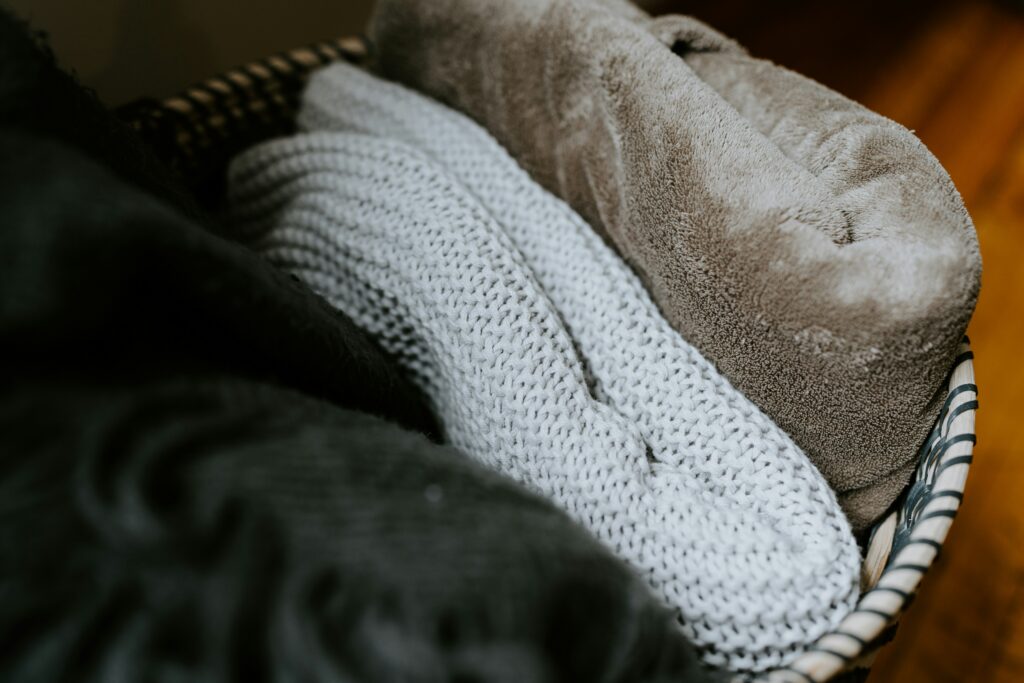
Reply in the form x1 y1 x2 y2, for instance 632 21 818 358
116 36 369 206
757 338 976 683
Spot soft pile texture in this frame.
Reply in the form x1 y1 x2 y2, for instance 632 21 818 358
0 12 720 682
6 368 710 683
228 92 860 670
366 0 982 530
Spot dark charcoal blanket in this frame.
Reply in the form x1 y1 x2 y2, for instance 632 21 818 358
0 10 714 682
0 129 436 437
0 7 435 434
2 373 710 683
0 8 199 221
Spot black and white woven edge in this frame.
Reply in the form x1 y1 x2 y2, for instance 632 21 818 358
116 36 369 207
757 338 977 683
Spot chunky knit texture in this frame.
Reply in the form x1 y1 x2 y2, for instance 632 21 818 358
229 105 860 672
367 0 982 531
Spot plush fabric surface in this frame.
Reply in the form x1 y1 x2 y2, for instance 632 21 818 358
0 131 436 436
228 106 860 671
366 0 982 530
3 373 715 683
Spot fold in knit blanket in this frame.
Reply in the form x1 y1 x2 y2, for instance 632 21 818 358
228 64 861 673
367 0 982 530
1 12 714 681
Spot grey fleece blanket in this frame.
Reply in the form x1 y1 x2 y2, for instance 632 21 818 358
367 0 981 530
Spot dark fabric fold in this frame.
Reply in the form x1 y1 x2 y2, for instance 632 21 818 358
2 375 711 683
0 9 715 681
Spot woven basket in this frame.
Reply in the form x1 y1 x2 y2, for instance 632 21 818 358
117 38 979 683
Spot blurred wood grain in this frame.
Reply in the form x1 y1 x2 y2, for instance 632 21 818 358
865 6 1024 681
655 0 1024 679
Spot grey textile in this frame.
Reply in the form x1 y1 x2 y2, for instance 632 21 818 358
367 0 982 529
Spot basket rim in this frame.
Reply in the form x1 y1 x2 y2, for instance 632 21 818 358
758 338 976 683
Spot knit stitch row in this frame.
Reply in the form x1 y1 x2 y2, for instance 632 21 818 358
227 64 860 673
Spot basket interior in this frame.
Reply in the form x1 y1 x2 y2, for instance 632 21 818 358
116 40 979 683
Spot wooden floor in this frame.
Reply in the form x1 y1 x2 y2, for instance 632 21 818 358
653 0 1024 679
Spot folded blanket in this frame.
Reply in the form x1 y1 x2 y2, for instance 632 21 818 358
5 374 716 683
0 38 712 680
367 0 982 529
0 129 437 437
228 120 860 672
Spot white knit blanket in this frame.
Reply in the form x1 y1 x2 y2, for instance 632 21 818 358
227 63 861 674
